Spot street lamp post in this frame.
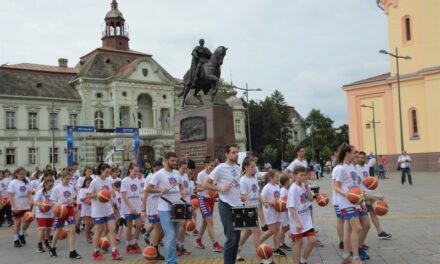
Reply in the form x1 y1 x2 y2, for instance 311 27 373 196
379 48 411 152
233 83 262 152
361 102 379 163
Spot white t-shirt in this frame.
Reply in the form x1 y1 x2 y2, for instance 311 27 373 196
239 176 260 206
7 179 31 210
79 188 92 217
331 164 343 206
209 163 242 207
34 188 54 218
0 178 9 198
280 186 290 227
76 176 86 190
89 177 114 218
149 168 182 211
261 183 281 224
356 164 371 193
287 183 313 234
196 170 210 198
145 174 159 215
335 163 361 210
287 159 308 172
120 177 142 215
367 158 376 168
138 177 147 195
398 155 412 169
50 183 76 206
179 173 193 202
73 169 81 186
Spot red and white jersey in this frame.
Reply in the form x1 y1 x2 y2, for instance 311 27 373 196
7 179 31 210
50 183 76 206
89 176 114 218
196 170 210 198
120 177 142 215
34 188 54 218
335 163 361 210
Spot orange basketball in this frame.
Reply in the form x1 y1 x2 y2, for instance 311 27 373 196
274 198 287 212
58 228 68 240
54 205 68 219
143 246 157 260
99 237 110 250
185 220 196 232
363 177 378 190
256 243 273 259
97 189 111 203
191 198 199 208
208 191 219 199
347 187 364 205
23 211 34 223
373 200 389 216
316 193 329 207
39 202 52 213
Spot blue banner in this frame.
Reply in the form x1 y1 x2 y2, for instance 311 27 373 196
67 127 74 166
115 127 137 134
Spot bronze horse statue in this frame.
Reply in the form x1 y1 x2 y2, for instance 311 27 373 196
178 46 228 107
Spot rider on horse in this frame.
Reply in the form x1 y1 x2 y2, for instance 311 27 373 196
190 39 212 88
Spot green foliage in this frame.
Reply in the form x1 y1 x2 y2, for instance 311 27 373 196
320 145 332 161
261 145 278 165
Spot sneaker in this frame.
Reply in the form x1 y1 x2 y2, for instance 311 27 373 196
69 250 82 259
143 234 150 245
75 224 81 234
92 251 105 260
339 241 344 250
14 240 22 248
342 256 352 264
300 261 307 264
358 248 370 260
49 247 57 257
8 221 14 227
133 243 142 254
181 246 191 255
111 250 123 260
19 234 26 245
377 231 392 240
126 245 136 254
212 241 224 252
192 229 199 236
36 243 46 253
236 253 245 261
115 235 121 242
44 240 51 251
176 246 182 256
155 252 165 260
195 238 205 249
279 243 292 251
261 224 269 232
273 248 286 256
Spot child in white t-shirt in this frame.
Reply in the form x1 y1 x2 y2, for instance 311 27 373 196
260 170 285 256
33 176 55 253
89 163 122 261
113 181 124 242
278 174 292 251
287 166 316 264
8 167 32 248
176 160 193 255
79 177 93 243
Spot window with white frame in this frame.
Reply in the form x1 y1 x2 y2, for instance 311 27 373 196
6 148 15 165
6 112 15 129
70 114 78 127
49 147 58 164
95 111 104 129
49 113 58 129
29 112 38 129
28 148 36 164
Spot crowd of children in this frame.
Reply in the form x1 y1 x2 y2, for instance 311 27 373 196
0 143 392 264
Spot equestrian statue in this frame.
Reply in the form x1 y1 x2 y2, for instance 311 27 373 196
178 39 228 107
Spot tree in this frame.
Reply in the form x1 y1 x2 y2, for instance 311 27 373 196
261 145 278 165
320 145 332 161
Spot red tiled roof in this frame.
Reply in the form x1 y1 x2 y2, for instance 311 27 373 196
2 63 78 74
344 72 391 87
116 59 139 77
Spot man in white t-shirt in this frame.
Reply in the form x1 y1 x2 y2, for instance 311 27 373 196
367 153 376 177
284 145 308 178
147 152 184 264
203 144 242 264
398 151 413 185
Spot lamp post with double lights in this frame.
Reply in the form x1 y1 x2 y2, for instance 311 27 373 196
361 102 381 163
379 48 412 152
233 83 262 152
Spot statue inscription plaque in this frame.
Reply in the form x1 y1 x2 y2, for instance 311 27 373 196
180 117 206 142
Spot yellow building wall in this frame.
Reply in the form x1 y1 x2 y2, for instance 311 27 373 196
424 74 440 152
359 97 386 155
387 0 440 75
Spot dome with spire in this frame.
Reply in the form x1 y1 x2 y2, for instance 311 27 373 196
105 0 124 19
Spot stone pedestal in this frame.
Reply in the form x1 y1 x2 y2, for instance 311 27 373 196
175 104 235 173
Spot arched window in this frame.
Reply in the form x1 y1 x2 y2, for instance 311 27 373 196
137 112 143 128
408 108 419 139
402 15 413 45
95 110 104 129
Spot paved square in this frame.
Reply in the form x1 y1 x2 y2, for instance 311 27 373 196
0 172 439 263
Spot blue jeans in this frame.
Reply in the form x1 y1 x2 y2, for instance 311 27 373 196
158 210 180 264
218 200 241 264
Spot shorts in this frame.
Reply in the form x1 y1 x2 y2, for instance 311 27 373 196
290 228 316 240
36 218 54 229
94 214 116 225
334 205 342 219
125 214 141 221
13 209 30 219
54 206 76 228
199 196 214 218
264 209 280 226
118 217 127 226
148 214 160 224
340 207 360 220
358 208 369 217
280 211 289 227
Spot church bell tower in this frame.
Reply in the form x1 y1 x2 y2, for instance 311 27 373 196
102 0 129 50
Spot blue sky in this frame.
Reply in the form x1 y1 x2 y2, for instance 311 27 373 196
0 0 390 125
